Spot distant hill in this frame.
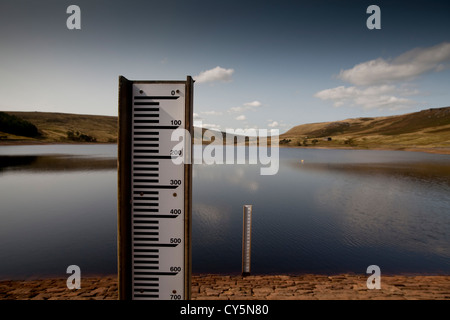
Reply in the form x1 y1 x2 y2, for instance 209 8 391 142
1 108 450 153
1 111 117 143
0 111 247 145
0 112 40 138
280 107 450 152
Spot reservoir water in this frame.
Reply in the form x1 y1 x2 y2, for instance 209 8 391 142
0 144 449 279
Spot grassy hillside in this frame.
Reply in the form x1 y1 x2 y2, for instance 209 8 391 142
280 107 450 152
1 111 118 143
0 111 254 145
0 112 40 138
1 107 450 153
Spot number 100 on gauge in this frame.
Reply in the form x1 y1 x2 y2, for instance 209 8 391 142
118 76 194 300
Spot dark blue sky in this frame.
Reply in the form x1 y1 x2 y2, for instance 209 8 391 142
1 0 449 132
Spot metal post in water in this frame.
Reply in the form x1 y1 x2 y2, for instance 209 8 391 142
242 205 252 277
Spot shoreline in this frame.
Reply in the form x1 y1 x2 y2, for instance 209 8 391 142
276 144 450 155
2 140 450 155
0 140 116 146
1 273 449 300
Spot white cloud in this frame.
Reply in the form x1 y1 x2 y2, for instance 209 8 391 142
229 106 244 113
315 85 417 110
195 121 221 131
194 66 234 83
266 120 291 129
203 123 221 130
338 42 450 86
229 100 263 113
193 112 203 120
236 115 246 121
244 100 262 108
315 43 450 110
201 110 223 116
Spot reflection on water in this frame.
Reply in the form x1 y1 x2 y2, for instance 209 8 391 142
192 147 450 275
0 155 116 172
0 145 449 279
292 161 450 185
0 145 118 280
290 158 450 263
0 144 116 157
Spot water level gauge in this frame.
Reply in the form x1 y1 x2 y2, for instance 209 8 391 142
118 76 194 300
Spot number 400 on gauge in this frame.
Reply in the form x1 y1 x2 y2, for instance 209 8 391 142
118 76 194 300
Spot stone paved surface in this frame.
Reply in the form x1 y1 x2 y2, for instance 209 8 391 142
0 274 449 300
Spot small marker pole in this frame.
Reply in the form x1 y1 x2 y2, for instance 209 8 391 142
242 205 252 277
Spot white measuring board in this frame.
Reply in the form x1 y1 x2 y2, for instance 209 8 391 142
131 83 187 300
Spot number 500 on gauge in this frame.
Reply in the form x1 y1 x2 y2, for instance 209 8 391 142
118 76 194 300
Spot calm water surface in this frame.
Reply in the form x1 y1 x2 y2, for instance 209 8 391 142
0 144 449 279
